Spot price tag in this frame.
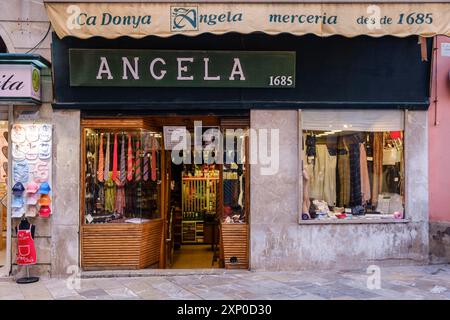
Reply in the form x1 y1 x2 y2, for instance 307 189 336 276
86 214 94 223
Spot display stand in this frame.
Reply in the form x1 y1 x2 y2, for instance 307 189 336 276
16 265 39 284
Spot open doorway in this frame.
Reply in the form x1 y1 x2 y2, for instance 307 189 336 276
167 161 220 268
164 120 249 269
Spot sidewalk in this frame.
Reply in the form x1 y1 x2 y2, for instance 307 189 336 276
1 264 450 300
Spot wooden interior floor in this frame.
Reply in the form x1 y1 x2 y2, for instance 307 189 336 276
171 244 220 269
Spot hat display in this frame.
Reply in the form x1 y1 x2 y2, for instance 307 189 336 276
12 195 24 208
12 207 25 218
26 192 39 205
11 124 53 219
25 124 39 142
38 205 51 218
26 181 39 193
12 182 25 195
39 124 52 141
38 194 51 206
38 182 51 194
11 124 26 143
38 142 51 160
13 160 29 183
25 205 38 218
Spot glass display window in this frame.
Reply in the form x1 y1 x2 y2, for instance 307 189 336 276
301 110 405 221
83 128 162 224
222 129 247 224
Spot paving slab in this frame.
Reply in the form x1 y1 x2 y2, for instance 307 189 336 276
0 264 450 300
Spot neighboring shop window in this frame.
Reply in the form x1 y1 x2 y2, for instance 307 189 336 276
84 129 162 224
222 129 247 224
301 110 405 221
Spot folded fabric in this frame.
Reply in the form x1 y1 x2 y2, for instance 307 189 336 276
26 141 38 160
13 160 29 183
31 161 49 183
11 124 26 143
39 142 51 160
25 124 39 142
39 124 52 141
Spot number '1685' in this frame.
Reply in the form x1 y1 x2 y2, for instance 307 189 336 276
269 75 294 86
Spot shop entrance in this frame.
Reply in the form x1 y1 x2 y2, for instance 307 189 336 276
165 161 220 268
80 116 249 271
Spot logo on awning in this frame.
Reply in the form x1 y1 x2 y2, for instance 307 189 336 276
171 7 198 32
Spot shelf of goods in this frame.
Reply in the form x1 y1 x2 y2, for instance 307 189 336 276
81 219 163 270
181 176 218 244
220 223 249 269
181 220 204 243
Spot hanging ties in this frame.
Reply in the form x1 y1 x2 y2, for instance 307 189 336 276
143 133 150 181
135 139 142 182
111 133 118 182
115 133 126 216
151 135 157 181
97 133 104 182
93 133 98 183
103 133 111 181
127 133 133 181
119 133 126 184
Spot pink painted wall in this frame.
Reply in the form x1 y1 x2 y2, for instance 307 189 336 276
429 36 450 222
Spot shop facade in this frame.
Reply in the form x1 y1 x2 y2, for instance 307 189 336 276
46 0 439 273
3 0 450 277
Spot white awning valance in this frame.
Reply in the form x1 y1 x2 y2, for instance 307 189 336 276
44 2 450 39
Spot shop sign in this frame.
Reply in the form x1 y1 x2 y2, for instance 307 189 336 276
69 49 296 88
163 126 187 150
0 65 41 104
45 2 450 39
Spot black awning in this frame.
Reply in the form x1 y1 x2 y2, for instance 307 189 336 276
51 33 432 112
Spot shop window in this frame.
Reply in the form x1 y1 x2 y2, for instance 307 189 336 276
83 128 162 224
222 130 247 224
301 110 405 221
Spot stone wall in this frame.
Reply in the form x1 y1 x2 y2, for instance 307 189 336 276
429 221 450 264
250 109 429 271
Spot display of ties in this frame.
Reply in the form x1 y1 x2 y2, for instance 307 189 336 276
119 134 126 185
151 136 157 181
103 133 110 181
97 133 104 182
135 140 141 182
127 134 133 182
143 134 150 181
85 129 161 224
112 133 118 182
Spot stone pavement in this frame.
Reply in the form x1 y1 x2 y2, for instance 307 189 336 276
1 264 450 300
